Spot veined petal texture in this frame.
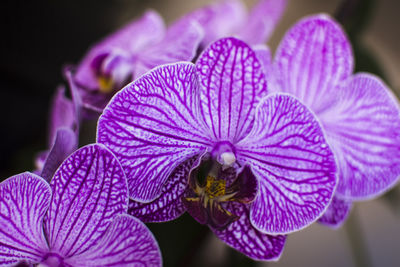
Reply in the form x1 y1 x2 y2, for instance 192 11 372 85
238 0 287 45
196 37 267 142
320 73 400 199
128 156 198 222
318 196 352 228
0 173 50 265
97 63 212 202
237 94 336 234
213 203 285 261
66 214 161 267
273 14 353 114
44 144 128 258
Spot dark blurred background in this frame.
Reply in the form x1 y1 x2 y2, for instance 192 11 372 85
1 0 399 266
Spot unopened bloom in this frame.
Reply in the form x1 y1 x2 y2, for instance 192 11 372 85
263 14 400 227
0 144 161 266
97 37 337 260
34 86 80 181
71 10 203 115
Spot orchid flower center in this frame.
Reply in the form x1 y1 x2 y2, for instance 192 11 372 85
91 52 133 93
38 253 64 267
183 156 257 229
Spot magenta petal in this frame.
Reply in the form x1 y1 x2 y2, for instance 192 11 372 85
128 156 198 222
0 173 50 265
44 144 128 258
237 94 337 234
136 18 203 77
40 128 78 182
318 196 352 228
97 63 212 202
183 0 246 47
48 87 77 147
74 10 165 90
196 37 267 142
320 73 400 199
238 0 287 44
213 202 286 261
274 14 353 114
66 214 161 267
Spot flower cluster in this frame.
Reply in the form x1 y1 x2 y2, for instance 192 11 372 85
2 0 400 265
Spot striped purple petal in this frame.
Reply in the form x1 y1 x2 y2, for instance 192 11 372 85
238 0 287 45
74 10 165 90
97 63 212 202
128 156 198 222
44 144 128 258
66 214 161 267
196 37 267 143
237 94 337 234
213 202 286 261
273 14 353 114
0 173 50 265
318 196 352 228
136 18 203 78
320 73 400 199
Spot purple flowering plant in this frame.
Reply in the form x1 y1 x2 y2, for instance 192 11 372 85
2 0 400 265
97 37 338 260
260 14 400 227
0 144 161 266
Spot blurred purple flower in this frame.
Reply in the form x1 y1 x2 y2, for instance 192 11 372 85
183 0 287 47
97 37 337 260
0 144 161 266
71 10 203 115
262 14 400 227
34 86 80 181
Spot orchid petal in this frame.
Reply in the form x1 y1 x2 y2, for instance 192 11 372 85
0 173 50 265
97 63 212 202
74 10 165 90
273 14 353 114
213 202 286 261
253 45 278 93
320 73 400 199
238 0 287 44
196 37 267 142
44 144 128 258
66 214 161 267
237 94 336 234
318 196 352 228
183 0 246 47
48 87 77 146
128 156 198 222
40 128 78 182
136 19 203 77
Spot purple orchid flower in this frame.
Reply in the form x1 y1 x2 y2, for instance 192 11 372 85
261 14 400 227
182 0 287 47
97 37 337 260
34 86 80 181
0 144 161 266
71 10 203 115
